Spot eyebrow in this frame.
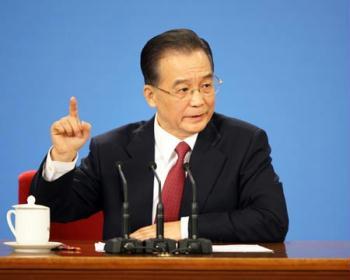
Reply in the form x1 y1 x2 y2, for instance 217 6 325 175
172 73 213 87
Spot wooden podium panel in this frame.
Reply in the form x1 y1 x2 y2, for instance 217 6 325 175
0 241 349 280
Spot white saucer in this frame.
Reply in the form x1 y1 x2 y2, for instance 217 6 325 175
3 241 62 253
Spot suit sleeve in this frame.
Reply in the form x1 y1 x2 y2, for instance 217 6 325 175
197 129 289 242
29 138 103 222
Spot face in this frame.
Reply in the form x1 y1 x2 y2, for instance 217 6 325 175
143 50 215 139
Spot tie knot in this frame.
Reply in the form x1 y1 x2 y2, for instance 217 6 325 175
175 141 191 159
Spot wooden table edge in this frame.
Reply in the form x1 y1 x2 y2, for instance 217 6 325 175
0 256 349 271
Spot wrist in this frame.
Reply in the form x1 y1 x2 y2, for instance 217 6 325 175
51 148 77 162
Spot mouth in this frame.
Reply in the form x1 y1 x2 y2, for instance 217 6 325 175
184 112 207 122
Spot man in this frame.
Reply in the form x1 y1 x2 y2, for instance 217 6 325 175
30 29 288 242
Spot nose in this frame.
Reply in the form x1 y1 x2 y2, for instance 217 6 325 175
189 89 205 107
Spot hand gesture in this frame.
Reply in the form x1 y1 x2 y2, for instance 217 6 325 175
50 97 91 162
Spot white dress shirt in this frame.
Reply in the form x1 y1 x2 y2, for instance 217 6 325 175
43 115 198 238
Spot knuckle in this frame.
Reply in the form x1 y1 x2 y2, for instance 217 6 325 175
52 121 59 128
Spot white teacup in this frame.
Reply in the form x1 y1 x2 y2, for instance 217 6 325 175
7 196 50 244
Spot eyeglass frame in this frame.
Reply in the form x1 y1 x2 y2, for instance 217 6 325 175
149 74 223 100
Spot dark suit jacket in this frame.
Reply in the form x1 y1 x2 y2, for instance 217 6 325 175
30 113 288 242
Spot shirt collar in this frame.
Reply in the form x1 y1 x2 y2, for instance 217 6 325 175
154 114 198 162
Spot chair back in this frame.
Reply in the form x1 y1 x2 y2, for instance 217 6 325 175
18 170 103 241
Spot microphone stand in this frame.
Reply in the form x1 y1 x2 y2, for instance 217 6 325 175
177 163 213 254
104 162 143 254
144 162 177 254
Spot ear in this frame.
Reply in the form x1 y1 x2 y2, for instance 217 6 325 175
143 85 157 108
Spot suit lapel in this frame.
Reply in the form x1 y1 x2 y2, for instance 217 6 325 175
181 116 227 216
123 117 155 231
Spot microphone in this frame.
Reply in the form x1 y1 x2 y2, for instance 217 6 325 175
150 162 164 239
104 162 143 254
144 162 177 254
177 163 212 254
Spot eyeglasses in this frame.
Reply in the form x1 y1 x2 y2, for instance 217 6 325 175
151 75 223 100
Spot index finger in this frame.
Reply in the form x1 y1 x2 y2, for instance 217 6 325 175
69 96 79 118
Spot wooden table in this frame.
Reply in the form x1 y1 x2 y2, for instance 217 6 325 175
0 241 349 279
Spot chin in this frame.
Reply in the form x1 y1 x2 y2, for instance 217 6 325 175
181 112 213 135
184 121 208 135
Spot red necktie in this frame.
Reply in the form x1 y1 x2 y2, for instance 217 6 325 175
162 141 191 222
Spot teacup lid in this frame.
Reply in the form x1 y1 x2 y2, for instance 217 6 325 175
12 195 49 210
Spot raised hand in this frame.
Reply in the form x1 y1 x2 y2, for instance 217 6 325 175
50 97 91 162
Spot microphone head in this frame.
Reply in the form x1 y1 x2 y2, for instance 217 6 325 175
148 161 157 170
183 162 190 171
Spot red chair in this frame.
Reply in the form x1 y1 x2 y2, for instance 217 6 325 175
19 170 103 241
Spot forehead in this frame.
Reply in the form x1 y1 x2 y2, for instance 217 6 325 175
157 50 212 84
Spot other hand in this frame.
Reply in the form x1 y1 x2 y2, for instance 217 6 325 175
129 221 181 241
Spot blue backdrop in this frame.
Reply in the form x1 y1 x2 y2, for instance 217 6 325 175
1 0 349 241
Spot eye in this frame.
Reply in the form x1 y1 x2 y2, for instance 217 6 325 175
201 82 213 88
176 87 190 94
200 83 214 93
